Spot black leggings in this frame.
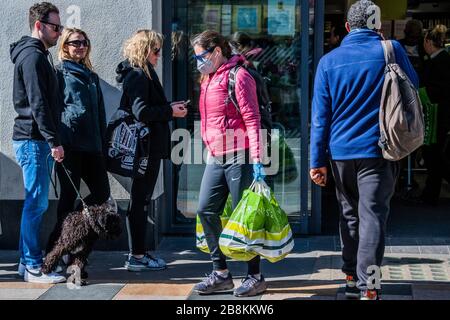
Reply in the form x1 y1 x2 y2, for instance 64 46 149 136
127 159 161 255
46 150 111 254
197 151 261 275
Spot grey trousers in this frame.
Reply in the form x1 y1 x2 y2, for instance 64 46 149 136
330 158 399 290
197 150 261 274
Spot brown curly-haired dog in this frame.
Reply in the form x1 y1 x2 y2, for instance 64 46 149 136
42 201 122 285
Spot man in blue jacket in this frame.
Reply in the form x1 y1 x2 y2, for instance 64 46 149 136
310 0 418 300
10 2 66 284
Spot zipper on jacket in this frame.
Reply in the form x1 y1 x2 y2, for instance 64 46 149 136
203 77 212 150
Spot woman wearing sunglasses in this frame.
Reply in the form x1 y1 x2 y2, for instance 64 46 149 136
191 30 266 297
45 28 111 274
116 30 187 271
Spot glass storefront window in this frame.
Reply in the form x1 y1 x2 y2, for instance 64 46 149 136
171 0 313 225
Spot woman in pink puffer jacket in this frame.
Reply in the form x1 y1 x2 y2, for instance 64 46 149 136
191 30 267 298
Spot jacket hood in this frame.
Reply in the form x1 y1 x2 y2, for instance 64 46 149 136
116 60 157 84
115 60 133 84
10 36 47 64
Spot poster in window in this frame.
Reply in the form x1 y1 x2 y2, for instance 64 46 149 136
204 5 221 31
268 0 296 36
233 5 261 34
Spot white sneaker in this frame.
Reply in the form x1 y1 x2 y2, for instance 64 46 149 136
20 261 64 275
24 268 66 284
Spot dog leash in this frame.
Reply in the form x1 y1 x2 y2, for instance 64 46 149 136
47 153 90 216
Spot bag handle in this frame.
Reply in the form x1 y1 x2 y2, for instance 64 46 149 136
249 179 272 200
381 40 397 65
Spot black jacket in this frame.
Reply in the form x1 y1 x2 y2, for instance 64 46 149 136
10 36 61 148
116 60 173 160
56 60 106 153
423 50 450 144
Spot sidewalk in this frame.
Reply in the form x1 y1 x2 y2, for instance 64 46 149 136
1 236 450 300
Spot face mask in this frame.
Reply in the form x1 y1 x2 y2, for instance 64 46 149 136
196 51 218 75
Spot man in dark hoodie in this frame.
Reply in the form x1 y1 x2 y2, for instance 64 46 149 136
10 2 66 284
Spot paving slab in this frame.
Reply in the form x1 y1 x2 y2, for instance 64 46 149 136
0 288 50 300
113 283 193 300
38 283 125 300
422 246 450 255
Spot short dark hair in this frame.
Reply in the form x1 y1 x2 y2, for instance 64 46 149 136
229 31 252 51
29 2 60 31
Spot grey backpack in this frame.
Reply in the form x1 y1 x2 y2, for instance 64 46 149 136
378 40 424 161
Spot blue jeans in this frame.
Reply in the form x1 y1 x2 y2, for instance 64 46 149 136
13 140 53 269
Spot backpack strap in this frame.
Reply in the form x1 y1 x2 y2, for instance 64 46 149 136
228 64 242 114
381 40 397 65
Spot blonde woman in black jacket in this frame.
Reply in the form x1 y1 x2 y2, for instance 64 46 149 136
116 30 187 271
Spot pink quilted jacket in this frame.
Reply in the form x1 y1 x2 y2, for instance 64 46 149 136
199 55 261 162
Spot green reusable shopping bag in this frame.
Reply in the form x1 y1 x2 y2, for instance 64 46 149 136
255 192 295 263
219 180 294 262
196 195 233 253
218 182 267 261
419 87 438 146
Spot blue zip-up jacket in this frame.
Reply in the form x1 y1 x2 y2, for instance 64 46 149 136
310 29 419 168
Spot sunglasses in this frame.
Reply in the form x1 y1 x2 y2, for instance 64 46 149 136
39 20 64 33
152 47 161 55
192 47 215 62
66 39 90 48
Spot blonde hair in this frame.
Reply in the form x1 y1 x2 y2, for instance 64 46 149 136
425 24 448 48
123 29 164 80
58 28 93 71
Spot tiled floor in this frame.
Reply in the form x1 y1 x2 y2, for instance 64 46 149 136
1 237 450 300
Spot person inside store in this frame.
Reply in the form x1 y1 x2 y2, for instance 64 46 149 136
399 19 427 85
418 25 450 206
325 23 348 53
397 20 426 200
